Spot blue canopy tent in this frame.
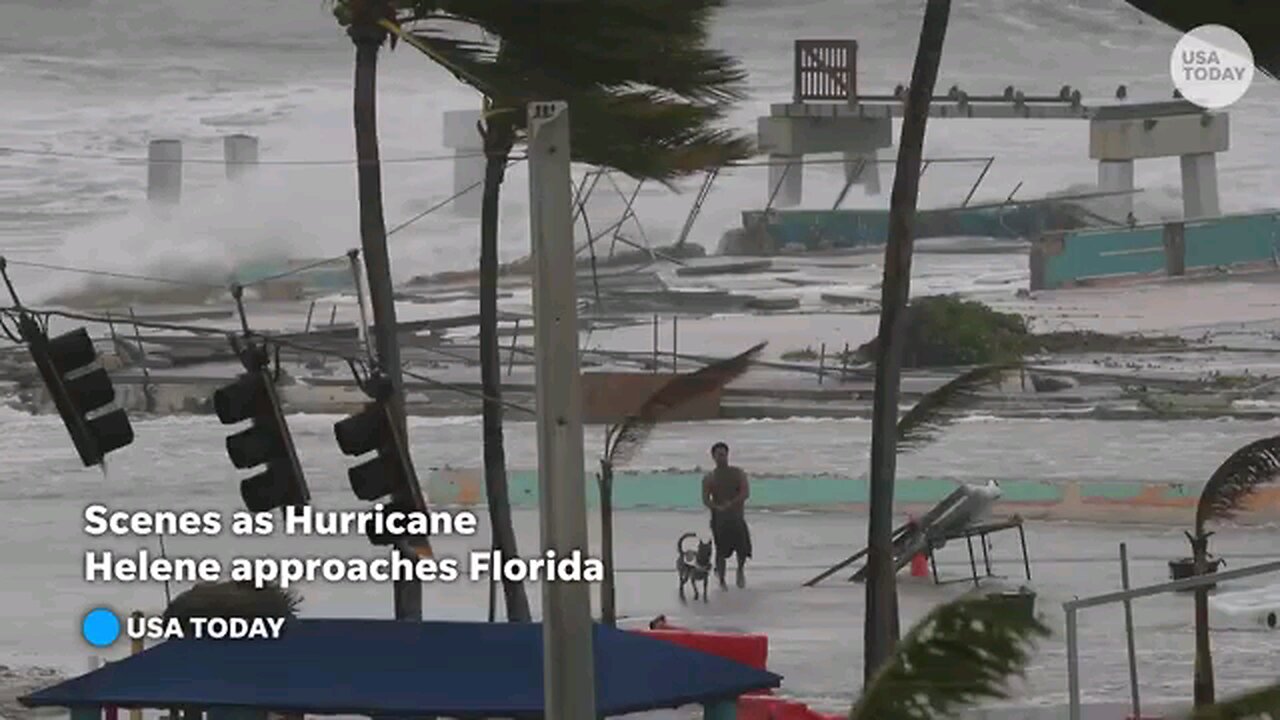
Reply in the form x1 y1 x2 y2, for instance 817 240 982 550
21 619 781 719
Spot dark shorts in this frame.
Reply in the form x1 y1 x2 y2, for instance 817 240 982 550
710 510 752 561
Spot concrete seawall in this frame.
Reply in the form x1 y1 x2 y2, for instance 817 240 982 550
422 468 1280 526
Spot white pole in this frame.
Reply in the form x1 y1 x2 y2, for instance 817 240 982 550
527 99 596 719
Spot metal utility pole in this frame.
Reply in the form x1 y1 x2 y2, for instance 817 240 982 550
527 100 596 718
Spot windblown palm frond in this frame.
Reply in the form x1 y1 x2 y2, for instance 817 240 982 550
163 580 302 632
1122 0 1279 79
1187 681 1280 719
606 341 765 467
395 25 752 182
896 364 1018 452
404 0 747 100
850 594 1051 720
1194 434 1280 534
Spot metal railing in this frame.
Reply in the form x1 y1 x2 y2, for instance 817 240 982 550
1063 558 1280 720
793 39 857 103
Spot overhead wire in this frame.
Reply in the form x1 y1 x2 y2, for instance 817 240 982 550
387 156 525 238
0 302 537 415
0 252 356 292
0 258 226 289
0 146 484 165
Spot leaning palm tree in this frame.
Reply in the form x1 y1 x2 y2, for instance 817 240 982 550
1121 1 1279 78
1186 435 1280 707
854 592 1280 720
382 0 752 622
864 0 953 681
332 0 423 621
598 342 765 625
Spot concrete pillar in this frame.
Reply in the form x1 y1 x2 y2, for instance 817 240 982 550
1096 159 1134 221
767 154 802 208
223 134 259 181
844 150 881 195
1179 152 1220 220
442 109 485 218
147 139 182 205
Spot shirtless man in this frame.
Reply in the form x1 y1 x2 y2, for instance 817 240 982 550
701 441 751 589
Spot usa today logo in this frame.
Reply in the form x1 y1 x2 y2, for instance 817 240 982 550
1170 24 1254 109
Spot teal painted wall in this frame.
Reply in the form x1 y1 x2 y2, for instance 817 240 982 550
1035 211 1280 290
1042 226 1166 288
1183 213 1280 269
428 470 1077 510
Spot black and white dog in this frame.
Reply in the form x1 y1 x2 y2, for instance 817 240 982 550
676 532 713 602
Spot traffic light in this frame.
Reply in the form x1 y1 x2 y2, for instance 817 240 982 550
213 356 309 513
20 317 133 467
334 380 429 549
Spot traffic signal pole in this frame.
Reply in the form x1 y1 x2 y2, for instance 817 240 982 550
344 241 425 619
527 101 596 719
0 257 134 468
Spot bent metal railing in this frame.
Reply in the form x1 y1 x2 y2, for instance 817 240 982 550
1063 558 1280 720
793 39 857 103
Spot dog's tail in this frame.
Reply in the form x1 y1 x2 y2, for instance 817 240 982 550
677 532 697 554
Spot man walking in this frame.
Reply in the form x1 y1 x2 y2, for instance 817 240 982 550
702 441 751 589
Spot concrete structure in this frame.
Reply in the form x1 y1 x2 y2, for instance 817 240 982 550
1089 102 1228 220
145 139 181 206
759 40 1228 223
443 108 485 218
1030 210 1280 290
757 40 887 207
222 133 259 181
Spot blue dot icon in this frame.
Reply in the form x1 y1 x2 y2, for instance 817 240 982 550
82 608 120 647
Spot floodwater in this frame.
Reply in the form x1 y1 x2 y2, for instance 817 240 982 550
5 498 1279 718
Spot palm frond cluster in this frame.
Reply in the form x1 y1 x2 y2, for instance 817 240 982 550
1194 434 1280 533
606 341 765 466
849 594 1280 720
163 580 302 633
392 0 754 182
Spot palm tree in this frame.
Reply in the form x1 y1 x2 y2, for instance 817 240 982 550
598 341 765 625
1186 435 1280 707
851 592 1280 720
1120 1 1278 78
382 0 752 622
864 0 953 681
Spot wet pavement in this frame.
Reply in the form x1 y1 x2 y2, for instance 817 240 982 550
7 497 1280 718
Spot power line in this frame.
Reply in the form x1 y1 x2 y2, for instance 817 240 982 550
1 252 354 292
0 144 995 171
1 258 225 289
0 304 533 414
0 146 484 166
387 156 526 237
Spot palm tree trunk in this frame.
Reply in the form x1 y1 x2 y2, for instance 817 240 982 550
349 20 419 621
1190 531 1215 706
864 0 952 682
479 115 531 623
599 459 617 626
